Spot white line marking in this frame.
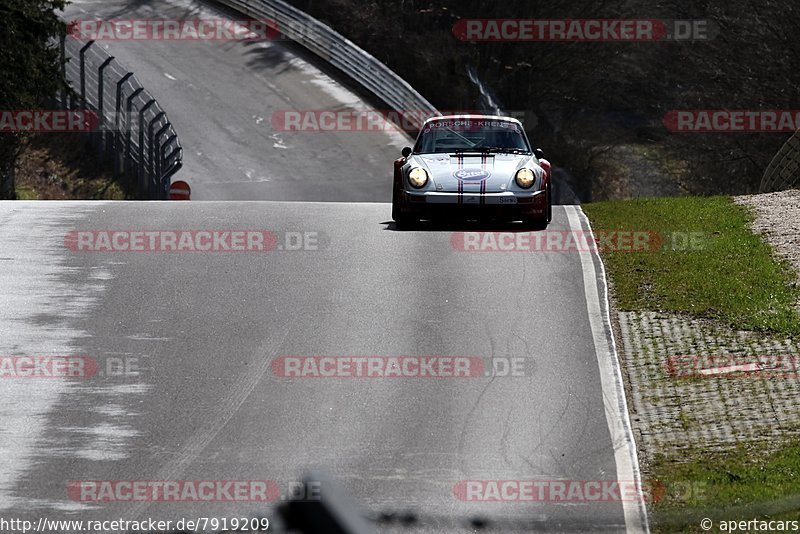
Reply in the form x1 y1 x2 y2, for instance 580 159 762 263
566 205 650 534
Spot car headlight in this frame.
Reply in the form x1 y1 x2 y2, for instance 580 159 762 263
515 168 535 189
408 167 429 188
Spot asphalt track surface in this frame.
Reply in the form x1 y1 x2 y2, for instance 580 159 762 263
0 0 646 532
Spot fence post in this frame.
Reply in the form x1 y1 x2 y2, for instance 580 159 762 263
138 100 156 198
161 145 183 198
123 88 144 195
113 73 134 184
160 134 178 198
148 114 167 192
97 57 115 160
78 40 95 108
60 36 68 108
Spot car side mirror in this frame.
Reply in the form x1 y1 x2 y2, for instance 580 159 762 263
402 147 412 158
534 148 545 159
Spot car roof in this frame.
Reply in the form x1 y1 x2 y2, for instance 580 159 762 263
423 114 522 126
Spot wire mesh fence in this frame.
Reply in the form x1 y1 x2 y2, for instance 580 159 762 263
761 131 800 192
57 36 182 199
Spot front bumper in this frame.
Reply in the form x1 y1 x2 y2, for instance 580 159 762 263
399 189 547 219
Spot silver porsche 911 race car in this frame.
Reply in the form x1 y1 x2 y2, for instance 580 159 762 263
392 115 552 228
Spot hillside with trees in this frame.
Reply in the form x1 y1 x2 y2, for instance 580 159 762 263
293 0 799 199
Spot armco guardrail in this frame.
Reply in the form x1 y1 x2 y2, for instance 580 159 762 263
217 0 439 118
760 131 800 192
57 36 182 199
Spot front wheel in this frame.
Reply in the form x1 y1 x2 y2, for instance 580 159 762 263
545 185 552 223
524 218 549 231
523 188 550 230
394 214 418 229
392 188 417 229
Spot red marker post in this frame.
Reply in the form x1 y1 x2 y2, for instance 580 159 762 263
169 180 191 200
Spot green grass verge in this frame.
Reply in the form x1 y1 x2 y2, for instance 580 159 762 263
14 186 39 200
585 195 800 531
650 441 800 532
583 196 800 335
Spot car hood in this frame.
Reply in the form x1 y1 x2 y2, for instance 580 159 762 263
409 153 536 192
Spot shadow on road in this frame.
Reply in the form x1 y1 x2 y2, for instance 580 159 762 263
380 220 548 232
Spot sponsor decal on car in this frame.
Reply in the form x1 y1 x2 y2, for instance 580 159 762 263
423 119 522 133
453 168 491 182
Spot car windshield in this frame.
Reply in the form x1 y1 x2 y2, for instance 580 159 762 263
413 119 531 154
